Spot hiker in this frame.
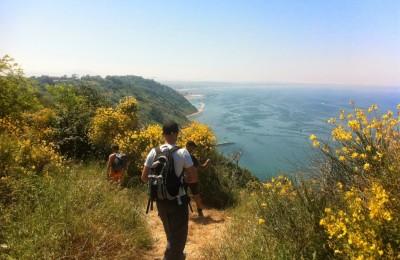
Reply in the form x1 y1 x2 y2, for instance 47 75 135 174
141 121 196 260
185 140 210 217
106 144 127 184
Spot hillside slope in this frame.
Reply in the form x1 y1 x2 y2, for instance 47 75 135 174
33 75 197 125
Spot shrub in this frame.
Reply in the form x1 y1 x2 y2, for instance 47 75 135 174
0 55 41 118
310 104 400 259
89 96 139 156
178 121 216 158
115 124 163 184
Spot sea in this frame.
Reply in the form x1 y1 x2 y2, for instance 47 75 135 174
169 82 400 180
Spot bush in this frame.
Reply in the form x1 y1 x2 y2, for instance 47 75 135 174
115 124 163 185
89 96 139 156
0 55 41 118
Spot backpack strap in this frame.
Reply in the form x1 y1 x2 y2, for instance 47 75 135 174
155 146 161 155
169 146 180 154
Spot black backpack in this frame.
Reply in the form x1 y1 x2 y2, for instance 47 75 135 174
111 153 128 171
146 146 185 213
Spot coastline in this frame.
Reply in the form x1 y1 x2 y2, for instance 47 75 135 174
187 102 205 117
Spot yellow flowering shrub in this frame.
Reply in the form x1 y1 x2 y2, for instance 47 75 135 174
89 96 139 150
115 124 163 174
320 182 394 259
116 96 138 117
22 108 57 142
262 175 297 198
310 104 400 178
0 119 63 177
178 121 216 157
310 104 400 258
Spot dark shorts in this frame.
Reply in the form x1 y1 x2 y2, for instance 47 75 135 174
188 182 200 195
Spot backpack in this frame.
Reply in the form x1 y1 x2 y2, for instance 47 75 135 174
146 146 186 213
111 153 127 171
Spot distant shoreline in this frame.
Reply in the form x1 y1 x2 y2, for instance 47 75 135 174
187 102 205 117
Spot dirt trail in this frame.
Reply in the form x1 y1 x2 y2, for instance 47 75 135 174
142 206 228 260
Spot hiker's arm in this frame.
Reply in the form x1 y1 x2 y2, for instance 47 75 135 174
141 166 150 183
185 166 198 183
200 159 211 168
142 149 155 182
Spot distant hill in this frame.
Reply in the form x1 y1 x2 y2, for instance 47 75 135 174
33 75 197 125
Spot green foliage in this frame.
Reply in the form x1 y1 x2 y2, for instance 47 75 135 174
0 55 41 118
34 75 196 125
197 152 256 209
0 164 151 259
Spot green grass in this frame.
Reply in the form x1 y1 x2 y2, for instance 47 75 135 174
0 163 151 260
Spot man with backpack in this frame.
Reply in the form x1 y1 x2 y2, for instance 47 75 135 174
185 140 210 217
141 121 196 260
106 144 127 184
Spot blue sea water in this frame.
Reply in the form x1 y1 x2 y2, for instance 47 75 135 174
172 83 399 180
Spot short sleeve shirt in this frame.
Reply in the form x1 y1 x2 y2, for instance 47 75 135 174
144 143 194 177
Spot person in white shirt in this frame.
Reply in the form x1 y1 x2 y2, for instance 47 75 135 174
141 121 196 260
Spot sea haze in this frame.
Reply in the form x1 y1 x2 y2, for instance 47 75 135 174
170 83 400 180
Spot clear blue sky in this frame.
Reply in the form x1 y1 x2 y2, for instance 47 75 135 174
1 0 399 86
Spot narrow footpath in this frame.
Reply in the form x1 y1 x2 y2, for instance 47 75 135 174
142 207 228 260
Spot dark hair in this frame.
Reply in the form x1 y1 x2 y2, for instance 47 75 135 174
186 140 197 147
162 121 179 135
111 144 119 151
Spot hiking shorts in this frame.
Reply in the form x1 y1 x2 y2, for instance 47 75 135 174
156 196 189 260
109 171 123 183
188 182 200 195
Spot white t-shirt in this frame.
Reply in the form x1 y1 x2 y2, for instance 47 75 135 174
144 143 194 177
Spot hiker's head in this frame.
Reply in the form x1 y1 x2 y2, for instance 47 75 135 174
111 144 119 153
162 121 179 144
186 140 197 153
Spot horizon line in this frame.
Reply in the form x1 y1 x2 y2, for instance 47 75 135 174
26 72 400 89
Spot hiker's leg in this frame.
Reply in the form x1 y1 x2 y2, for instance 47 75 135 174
164 199 189 260
189 183 204 211
156 201 172 256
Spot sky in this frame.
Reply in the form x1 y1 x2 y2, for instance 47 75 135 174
1 0 400 86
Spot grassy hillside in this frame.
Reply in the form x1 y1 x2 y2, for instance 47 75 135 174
0 163 151 259
33 75 197 125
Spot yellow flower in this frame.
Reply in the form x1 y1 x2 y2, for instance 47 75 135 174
368 104 378 113
363 163 371 171
258 218 266 225
261 202 267 208
339 156 346 161
312 140 320 147
332 126 352 141
348 120 360 131
309 134 317 141
351 152 358 159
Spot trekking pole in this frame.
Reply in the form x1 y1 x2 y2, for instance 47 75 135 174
146 198 151 214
